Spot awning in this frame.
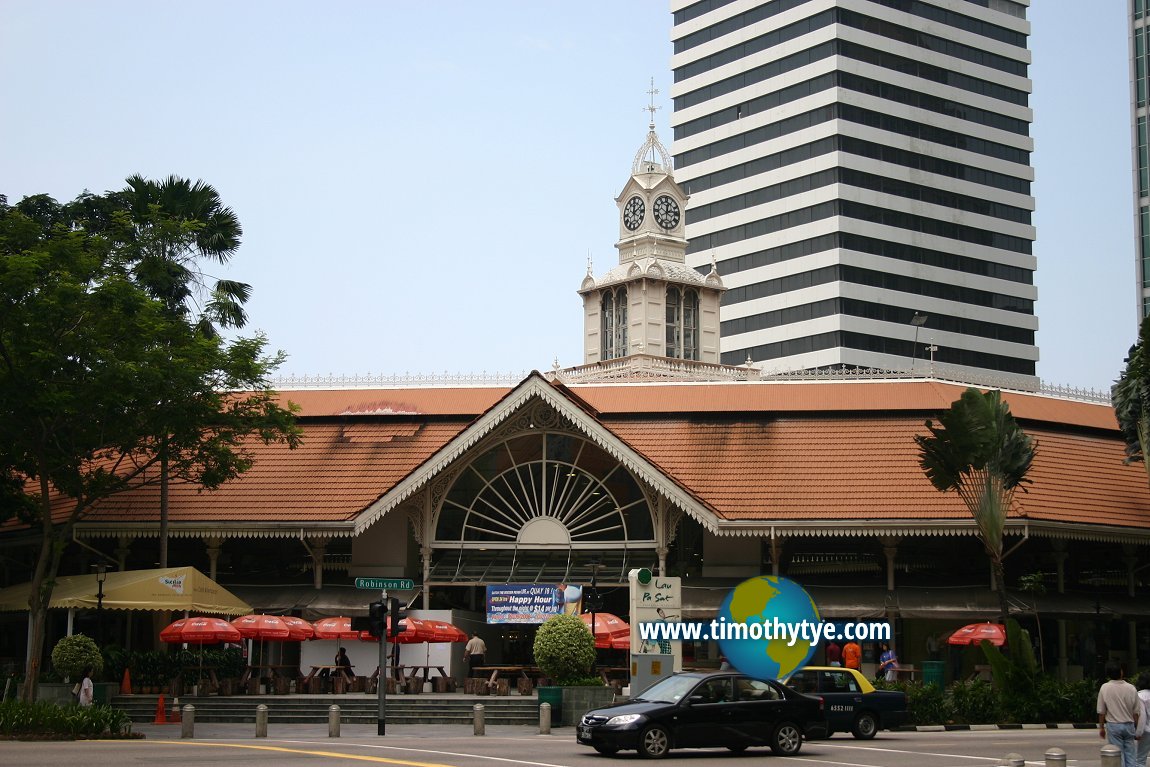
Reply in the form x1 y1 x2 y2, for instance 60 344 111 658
0 566 251 616
225 583 381 620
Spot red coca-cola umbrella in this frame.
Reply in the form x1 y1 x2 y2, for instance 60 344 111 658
312 616 361 641
580 612 631 650
947 622 1006 646
281 616 315 641
231 614 295 672
160 617 243 689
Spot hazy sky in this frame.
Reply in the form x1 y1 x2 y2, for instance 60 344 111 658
0 1 1133 392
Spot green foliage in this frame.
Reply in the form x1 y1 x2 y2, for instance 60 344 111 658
533 614 597 686
0 700 132 738
906 682 953 725
950 678 1001 724
0 188 300 700
981 619 1039 722
914 387 1036 621
1033 676 1097 724
50 635 103 680
1114 316 1150 483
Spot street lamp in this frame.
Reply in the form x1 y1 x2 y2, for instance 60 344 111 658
586 559 606 649
909 313 928 373
94 563 107 647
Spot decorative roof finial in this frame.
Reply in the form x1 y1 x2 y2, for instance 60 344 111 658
587 252 593 275
645 77 660 131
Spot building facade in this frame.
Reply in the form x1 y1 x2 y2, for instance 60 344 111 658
670 0 1039 385
1132 0 1150 319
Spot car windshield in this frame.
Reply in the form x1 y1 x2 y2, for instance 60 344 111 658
632 674 706 703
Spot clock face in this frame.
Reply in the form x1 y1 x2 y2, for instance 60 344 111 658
623 196 645 231
653 195 680 229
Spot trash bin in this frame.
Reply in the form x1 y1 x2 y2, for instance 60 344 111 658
921 660 945 689
537 686 563 722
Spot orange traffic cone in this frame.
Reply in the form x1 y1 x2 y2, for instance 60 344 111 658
153 693 168 724
120 667 133 695
169 697 181 723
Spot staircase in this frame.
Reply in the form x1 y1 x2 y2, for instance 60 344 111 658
112 693 544 725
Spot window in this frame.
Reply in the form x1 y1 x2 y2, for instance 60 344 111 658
666 287 700 360
600 287 628 360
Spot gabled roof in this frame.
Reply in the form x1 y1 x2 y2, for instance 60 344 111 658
34 376 1149 541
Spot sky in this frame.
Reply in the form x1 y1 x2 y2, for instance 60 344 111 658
0 1 1134 392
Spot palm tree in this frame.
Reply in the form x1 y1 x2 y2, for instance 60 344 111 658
1113 316 1150 486
105 175 250 567
914 387 1036 623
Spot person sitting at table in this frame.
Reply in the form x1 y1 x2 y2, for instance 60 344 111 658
335 647 354 682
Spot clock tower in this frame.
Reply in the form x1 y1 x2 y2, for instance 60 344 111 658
578 86 725 368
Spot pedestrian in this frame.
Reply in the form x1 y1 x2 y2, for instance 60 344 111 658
926 632 940 660
1098 662 1141 767
463 632 487 678
825 640 842 667
842 639 862 670
77 666 94 707
878 642 899 682
1135 672 1150 767
334 647 354 683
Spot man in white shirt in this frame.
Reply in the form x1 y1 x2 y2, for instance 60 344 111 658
463 633 487 677
1098 662 1141 767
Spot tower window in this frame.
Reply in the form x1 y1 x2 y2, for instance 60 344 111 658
666 287 700 360
601 287 628 360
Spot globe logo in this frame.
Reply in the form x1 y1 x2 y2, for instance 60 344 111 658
716 575 820 680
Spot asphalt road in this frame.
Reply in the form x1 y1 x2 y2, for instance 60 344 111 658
0 724 1115 766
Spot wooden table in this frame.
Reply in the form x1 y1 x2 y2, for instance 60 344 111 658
892 665 918 681
304 664 355 682
473 665 538 686
395 664 448 685
597 666 629 685
240 664 301 686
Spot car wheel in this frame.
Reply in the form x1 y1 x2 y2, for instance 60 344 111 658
852 711 878 740
639 725 671 758
770 722 803 756
593 745 619 756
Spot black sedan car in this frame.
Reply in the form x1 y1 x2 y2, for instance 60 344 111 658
782 666 909 739
576 671 827 758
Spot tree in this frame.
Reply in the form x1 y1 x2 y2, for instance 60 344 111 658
1113 316 1150 485
0 193 299 701
533 613 597 685
87 176 250 568
914 388 1036 623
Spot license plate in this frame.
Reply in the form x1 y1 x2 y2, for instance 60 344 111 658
578 725 592 739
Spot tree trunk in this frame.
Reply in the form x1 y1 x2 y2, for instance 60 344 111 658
159 444 169 568
21 473 71 702
993 557 1010 628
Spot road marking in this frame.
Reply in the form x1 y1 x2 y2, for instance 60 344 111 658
816 742 1016 761
147 740 456 766
278 739 575 767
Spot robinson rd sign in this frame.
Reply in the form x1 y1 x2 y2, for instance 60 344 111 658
355 577 414 591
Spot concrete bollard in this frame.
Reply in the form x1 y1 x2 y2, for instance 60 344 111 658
329 704 341 738
539 702 551 734
1100 744 1122 767
473 703 485 736
255 703 268 738
1045 747 1067 767
181 704 195 739
1002 754 1025 767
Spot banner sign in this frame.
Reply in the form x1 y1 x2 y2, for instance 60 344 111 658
485 584 563 624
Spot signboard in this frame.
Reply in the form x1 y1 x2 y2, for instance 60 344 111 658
629 570 683 693
485 584 564 624
355 577 414 590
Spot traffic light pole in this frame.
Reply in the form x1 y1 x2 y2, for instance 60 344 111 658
378 589 387 736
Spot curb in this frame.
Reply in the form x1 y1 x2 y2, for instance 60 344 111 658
895 723 1098 732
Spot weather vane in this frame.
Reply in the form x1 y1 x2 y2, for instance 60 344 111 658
645 77 660 128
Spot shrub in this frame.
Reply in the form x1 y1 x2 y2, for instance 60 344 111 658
0 700 132 738
950 678 1000 724
906 683 953 725
50 635 103 681
533 614 597 686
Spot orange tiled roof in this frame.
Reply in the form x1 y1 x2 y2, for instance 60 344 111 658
15 378 1144 534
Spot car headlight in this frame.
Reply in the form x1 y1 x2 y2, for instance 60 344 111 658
606 714 643 726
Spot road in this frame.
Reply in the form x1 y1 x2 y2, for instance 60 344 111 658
0 724 1114 766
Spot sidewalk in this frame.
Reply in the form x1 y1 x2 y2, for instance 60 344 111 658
133 721 564 740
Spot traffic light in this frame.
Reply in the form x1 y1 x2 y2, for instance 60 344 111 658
388 597 406 639
367 599 386 638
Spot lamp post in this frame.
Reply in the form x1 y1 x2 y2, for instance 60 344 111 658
94 563 107 647
587 559 606 650
909 313 928 373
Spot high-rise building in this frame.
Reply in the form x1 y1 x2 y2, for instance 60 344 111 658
1133 0 1150 319
670 0 1039 384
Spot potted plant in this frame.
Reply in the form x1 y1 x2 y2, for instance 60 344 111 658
42 634 103 702
533 614 613 726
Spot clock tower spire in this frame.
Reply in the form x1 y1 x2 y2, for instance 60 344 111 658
577 83 725 368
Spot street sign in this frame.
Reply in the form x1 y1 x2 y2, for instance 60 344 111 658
355 577 414 590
